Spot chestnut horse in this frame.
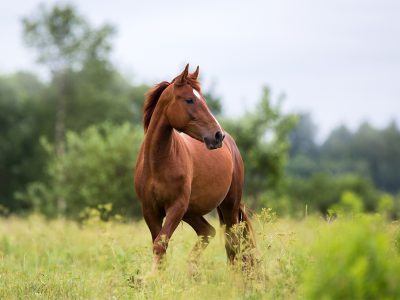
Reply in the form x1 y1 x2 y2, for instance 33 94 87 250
134 64 255 272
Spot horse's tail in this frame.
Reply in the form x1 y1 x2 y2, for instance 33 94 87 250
239 203 256 249
238 203 259 270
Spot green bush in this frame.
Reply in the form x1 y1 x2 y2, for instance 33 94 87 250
258 192 301 217
285 173 379 214
302 216 400 299
18 122 143 219
377 193 395 219
329 190 364 217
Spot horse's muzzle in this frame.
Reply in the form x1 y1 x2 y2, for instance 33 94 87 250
203 131 225 150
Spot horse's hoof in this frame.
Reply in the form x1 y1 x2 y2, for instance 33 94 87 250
127 271 157 289
188 261 200 278
127 274 144 289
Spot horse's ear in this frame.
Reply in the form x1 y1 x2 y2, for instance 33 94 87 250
177 64 189 84
191 65 200 80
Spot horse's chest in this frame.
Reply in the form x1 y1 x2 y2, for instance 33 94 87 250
145 171 187 204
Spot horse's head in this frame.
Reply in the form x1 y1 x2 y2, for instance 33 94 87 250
165 64 225 150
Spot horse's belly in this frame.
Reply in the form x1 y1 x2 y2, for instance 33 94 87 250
188 189 229 215
187 146 233 215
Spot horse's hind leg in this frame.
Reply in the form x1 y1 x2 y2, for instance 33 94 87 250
218 192 256 265
217 142 256 266
183 215 216 263
217 204 240 263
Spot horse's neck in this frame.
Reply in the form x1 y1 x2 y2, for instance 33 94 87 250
143 107 175 173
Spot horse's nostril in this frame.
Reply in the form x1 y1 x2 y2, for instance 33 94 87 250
215 131 223 142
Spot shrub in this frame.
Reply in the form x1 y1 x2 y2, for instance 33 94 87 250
18 122 143 219
377 193 395 219
329 190 364 217
285 173 379 214
302 216 400 299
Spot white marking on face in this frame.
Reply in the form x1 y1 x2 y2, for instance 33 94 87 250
211 112 222 131
192 88 222 132
193 88 201 99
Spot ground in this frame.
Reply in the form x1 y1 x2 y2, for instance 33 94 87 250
0 210 399 299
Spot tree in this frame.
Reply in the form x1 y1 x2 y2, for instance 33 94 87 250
320 125 353 160
223 87 297 205
286 113 320 178
352 121 400 193
18 123 143 218
289 113 318 157
22 4 115 213
0 73 49 212
203 89 222 115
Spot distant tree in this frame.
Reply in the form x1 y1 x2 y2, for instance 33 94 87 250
289 113 318 157
17 123 143 218
286 113 320 177
223 87 297 205
0 73 48 212
288 120 400 194
286 173 379 214
23 3 115 155
129 84 151 124
22 4 115 212
352 121 400 193
320 125 353 159
202 90 222 115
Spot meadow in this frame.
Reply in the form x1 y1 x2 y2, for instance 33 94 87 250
1 210 400 300
1 3 400 300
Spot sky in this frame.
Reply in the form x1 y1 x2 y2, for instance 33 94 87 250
1 0 400 140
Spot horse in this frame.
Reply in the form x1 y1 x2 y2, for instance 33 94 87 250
134 64 255 273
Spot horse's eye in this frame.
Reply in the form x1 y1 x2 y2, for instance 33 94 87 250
185 98 194 104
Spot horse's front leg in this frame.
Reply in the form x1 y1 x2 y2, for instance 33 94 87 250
143 206 163 243
151 200 187 272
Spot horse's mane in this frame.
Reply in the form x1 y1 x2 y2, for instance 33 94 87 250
143 81 170 132
143 77 200 132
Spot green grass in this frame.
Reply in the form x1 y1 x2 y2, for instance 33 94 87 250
0 212 399 299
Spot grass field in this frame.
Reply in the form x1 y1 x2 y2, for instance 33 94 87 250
1 210 400 299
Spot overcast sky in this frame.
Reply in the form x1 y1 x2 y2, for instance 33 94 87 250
1 0 399 139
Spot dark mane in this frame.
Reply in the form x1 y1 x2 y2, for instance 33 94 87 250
143 81 170 132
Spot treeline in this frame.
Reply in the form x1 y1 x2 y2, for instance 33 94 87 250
289 114 400 193
280 114 400 217
0 3 399 219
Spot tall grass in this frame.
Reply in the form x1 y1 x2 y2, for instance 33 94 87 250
0 212 399 299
